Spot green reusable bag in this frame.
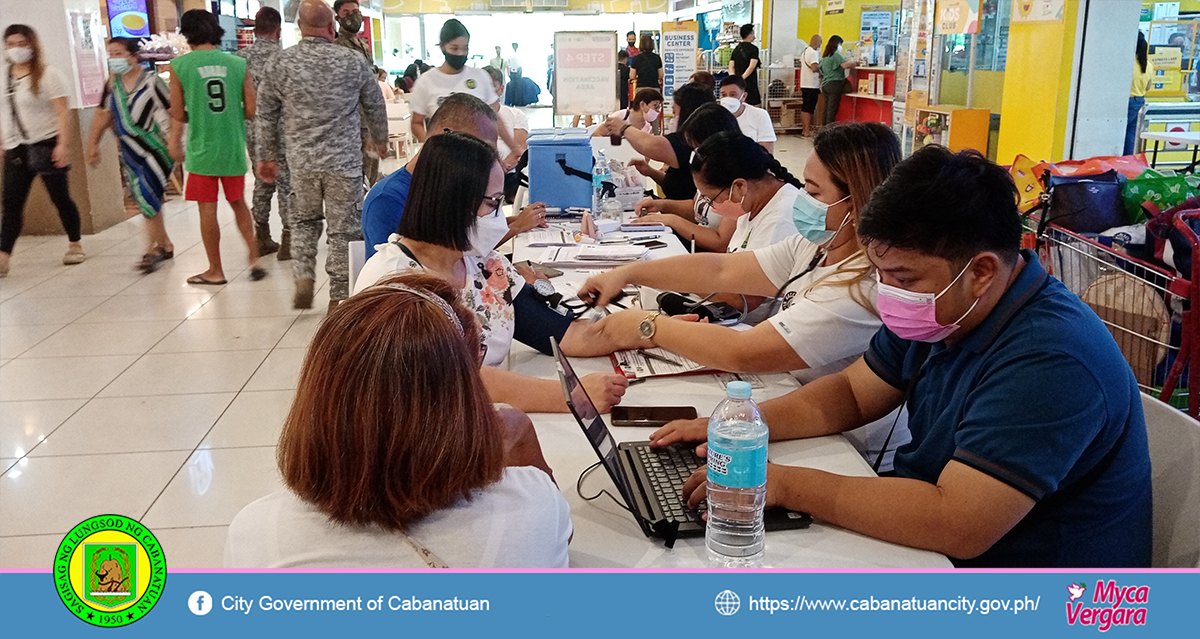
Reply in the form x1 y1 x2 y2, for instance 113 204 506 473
1121 169 1200 223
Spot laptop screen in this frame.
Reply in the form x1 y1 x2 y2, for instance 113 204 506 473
552 341 636 506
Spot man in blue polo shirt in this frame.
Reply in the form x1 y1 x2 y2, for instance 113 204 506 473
361 94 498 259
664 146 1152 567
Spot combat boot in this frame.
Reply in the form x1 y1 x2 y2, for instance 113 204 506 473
256 223 279 256
293 277 315 310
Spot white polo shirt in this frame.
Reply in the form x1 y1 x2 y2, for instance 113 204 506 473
735 104 777 146
727 182 799 254
409 66 499 117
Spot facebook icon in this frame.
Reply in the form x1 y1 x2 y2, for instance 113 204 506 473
188 590 213 616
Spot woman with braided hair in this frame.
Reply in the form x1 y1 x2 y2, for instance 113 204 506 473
579 123 912 471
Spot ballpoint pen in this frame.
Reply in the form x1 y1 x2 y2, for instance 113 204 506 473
638 349 677 365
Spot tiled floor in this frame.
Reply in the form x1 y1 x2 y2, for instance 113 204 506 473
0 132 813 570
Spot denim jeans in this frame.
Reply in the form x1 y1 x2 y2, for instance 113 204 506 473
1125 96 1145 156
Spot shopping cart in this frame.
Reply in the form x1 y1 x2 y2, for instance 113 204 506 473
1029 218 1199 419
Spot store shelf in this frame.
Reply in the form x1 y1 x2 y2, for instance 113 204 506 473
848 93 895 103
857 66 896 72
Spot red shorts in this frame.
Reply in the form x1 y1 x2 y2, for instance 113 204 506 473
185 173 246 203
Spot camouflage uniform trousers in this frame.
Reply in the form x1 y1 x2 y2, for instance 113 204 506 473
290 172 363 301
251 155 292 232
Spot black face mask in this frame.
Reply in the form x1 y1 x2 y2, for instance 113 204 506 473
444 51 467 70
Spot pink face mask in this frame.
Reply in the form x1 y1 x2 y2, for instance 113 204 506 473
710 185 746 219
875 261 980 342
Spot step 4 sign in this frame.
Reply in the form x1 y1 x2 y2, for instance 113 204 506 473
553 31 618 116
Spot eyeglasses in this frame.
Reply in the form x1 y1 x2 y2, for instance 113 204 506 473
696 186 728 210
481 193 505 216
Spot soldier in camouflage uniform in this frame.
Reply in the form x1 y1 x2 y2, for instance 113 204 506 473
235 6 290 259
332 0 380 187
256 0 388 310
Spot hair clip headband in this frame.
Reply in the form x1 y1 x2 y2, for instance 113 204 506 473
380 283 464 337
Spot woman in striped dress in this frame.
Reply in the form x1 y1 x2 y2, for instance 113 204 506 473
86 37 175 272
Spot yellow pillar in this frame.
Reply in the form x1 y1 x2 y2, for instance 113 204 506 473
995 1 1081 163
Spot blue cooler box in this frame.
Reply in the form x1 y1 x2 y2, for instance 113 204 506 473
527 128 594 210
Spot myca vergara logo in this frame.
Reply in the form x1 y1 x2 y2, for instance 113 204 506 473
53 515 166 627
1065 580 1149 632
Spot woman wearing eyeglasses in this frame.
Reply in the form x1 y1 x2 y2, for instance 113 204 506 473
354 132 629 414
580 123 909 470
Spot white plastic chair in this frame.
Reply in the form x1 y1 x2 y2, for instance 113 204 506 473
348 240 366 293
1142 392 1200 567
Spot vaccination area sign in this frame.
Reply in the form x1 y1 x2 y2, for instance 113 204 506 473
661 21 698 110
552 31 618 117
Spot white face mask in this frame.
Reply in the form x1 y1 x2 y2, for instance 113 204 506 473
6 47 33 64
467 210 509 256
720 96 743 113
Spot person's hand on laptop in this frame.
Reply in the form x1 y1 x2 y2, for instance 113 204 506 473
681 463 786 511
649 417 707 455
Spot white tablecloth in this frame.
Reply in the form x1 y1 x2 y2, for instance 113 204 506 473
508 231 952 568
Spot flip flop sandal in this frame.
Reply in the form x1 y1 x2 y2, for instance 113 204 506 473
249 267 268 281
137 252 166 274
187 273 227 285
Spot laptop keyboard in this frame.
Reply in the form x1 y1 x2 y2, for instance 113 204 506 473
636 445 707 523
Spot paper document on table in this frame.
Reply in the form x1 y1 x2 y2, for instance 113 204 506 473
525 230 579 246
611 347 713 379
539 245 649 267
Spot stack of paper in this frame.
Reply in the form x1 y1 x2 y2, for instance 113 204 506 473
538 245 648 267
611 348 712 379
525 230 578 247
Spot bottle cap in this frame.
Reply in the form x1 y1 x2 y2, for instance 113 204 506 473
726 380 752 399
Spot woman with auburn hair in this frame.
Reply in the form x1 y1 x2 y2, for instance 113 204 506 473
1 24 86 276
226 272 571 568
581 123 912 471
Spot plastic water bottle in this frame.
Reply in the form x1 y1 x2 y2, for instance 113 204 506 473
592 150 610 215
705 380 769 568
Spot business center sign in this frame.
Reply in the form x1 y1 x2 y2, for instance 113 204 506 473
661 21 698 106
553 31 618 116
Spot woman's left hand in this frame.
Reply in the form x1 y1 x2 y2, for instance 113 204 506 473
629 213 676 229
509 201 548 234
52 142 70 169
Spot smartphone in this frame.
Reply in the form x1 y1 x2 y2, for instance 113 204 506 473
516 260 564 279
611 406 698 427
635 240 668 250
621 223 666 232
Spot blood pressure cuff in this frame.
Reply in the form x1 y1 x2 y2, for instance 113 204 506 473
512 283 574 356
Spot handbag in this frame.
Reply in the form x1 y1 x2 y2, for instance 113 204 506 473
1036 170 1128 234
5 67 64 174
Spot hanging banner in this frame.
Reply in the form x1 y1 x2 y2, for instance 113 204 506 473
553 31 619 116
68 9 108 108
826 0 846 15
661 21 698 109
935 0 980 34
1011 0 1065 23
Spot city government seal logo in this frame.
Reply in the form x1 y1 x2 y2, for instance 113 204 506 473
465 79 477 89
53 515 166 627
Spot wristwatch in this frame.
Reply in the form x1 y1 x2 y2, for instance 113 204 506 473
638 312 661 341
619 123 633 137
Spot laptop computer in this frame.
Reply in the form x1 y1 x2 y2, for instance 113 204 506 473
551 338 812 547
